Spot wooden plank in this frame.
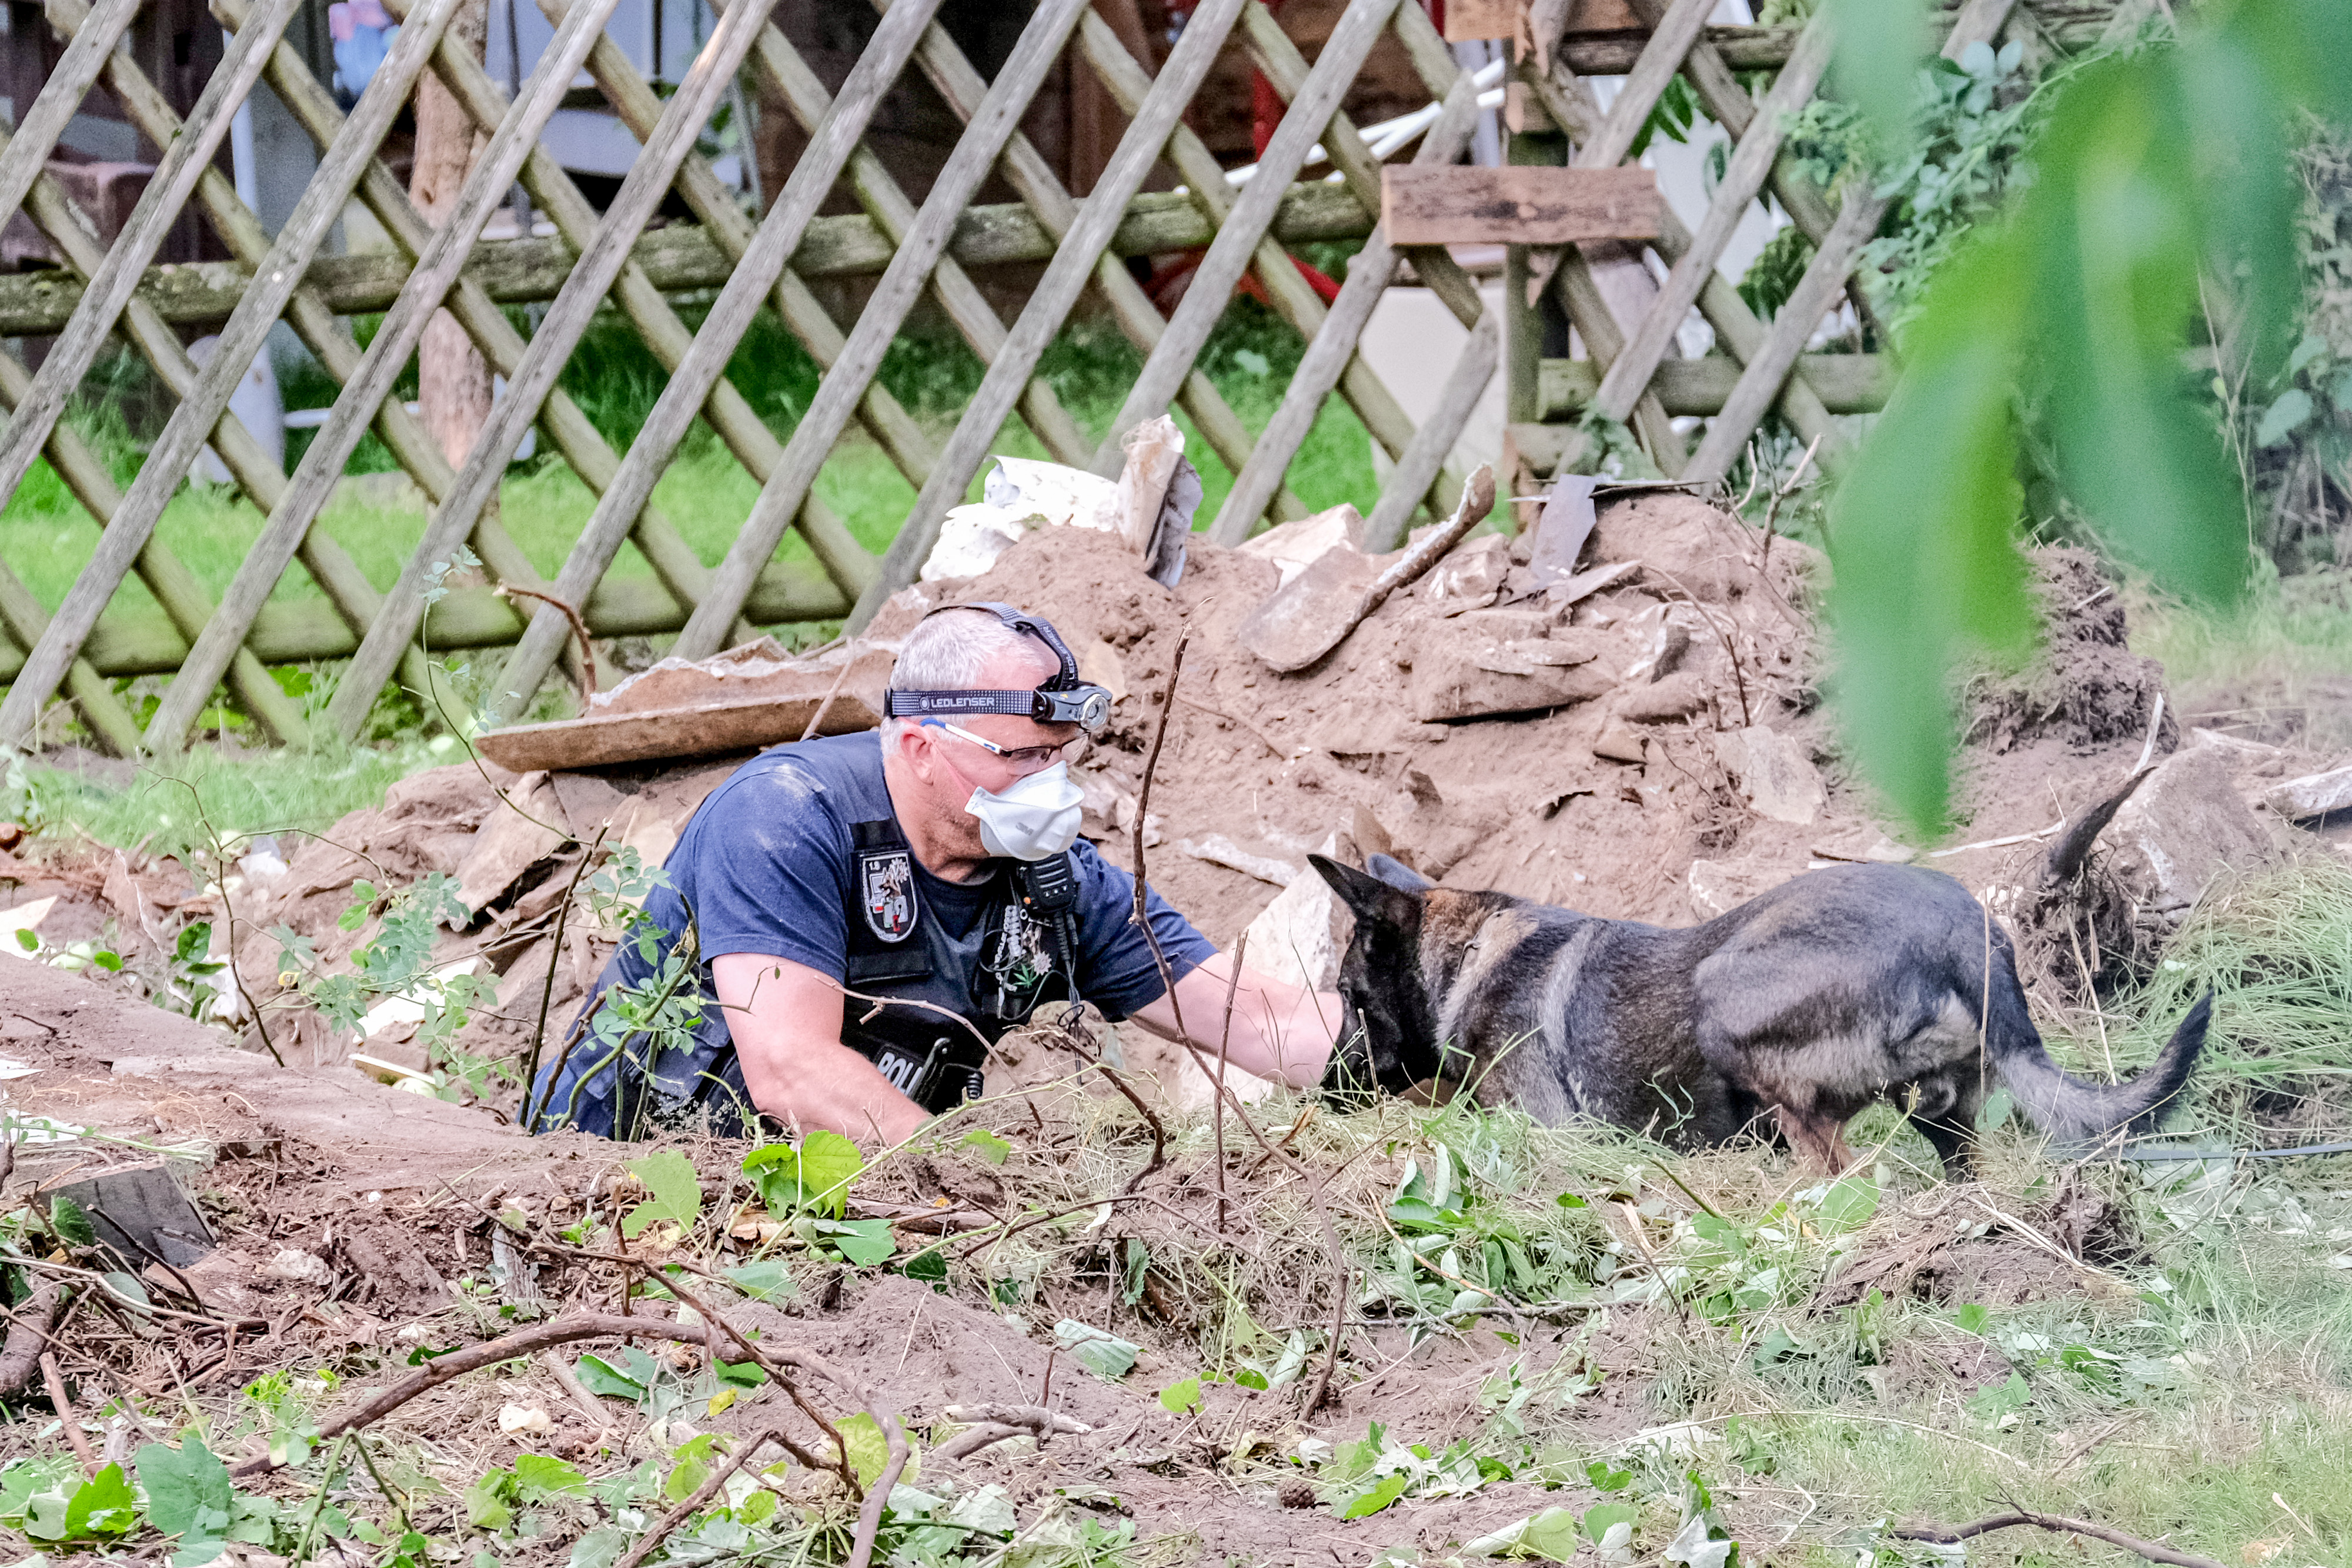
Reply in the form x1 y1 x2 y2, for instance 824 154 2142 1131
0 566 847 683
141 0 622 755
1381 166 1659 246
474 691 880 774
1210 66 1487 546
1541 353 1892 417
0 565 141 757
1091 0 1402 471
671 0 1091 662
846 0 1252 631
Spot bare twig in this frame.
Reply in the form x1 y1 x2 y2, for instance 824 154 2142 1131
41 1351 98 1475
1756 432 1822 570
617 1430 787 1568
522 825 607 1110
540 1348 613 1432
1174 693 1285 759
797 650 861 743
1641 563 1755 730
1129 629 1192 1045
496 584 597 708
1213 931 1248 1230
1894 1512 2228 1568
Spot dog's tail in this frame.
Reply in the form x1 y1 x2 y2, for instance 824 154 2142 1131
1987 978 2213 1148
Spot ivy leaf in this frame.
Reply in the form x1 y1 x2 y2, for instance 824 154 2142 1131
1813 1176 1879 1233
811 1218 894 1268
60 1463 138 1540
1338 1471 1412 1520
621 1151 702 1239
960 1129 1011 1166
796 1131 864 1219
136 1440 233 1540
831 1412 891 1489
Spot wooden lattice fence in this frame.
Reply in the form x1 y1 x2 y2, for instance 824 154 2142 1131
0 0 2067 756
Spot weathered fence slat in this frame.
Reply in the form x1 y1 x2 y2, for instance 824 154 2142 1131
142 0 622 754
670 0 1093 664
0 0 300 521
1582 13 1835 442
0 0 142 236
1095 0 1401 470
896 11 1310 526
0 0 466 751
1210 67 1486 546
847 0 1254 630
477 0 948 700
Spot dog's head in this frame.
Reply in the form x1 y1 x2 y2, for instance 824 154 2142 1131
1309 852 1442 1105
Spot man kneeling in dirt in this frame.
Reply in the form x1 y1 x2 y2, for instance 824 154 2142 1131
529 603 1337 1142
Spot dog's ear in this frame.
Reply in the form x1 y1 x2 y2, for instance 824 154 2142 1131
1366 852 1432 894
1311 854 1420 923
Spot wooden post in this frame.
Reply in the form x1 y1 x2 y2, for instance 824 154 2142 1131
412 0 493 469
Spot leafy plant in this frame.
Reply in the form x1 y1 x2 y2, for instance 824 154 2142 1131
1827 0 2352 835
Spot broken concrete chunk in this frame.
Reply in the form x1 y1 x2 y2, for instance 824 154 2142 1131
1177 834 1299 887
453 770 571 918
1617 671 1709 723
1504 636 1602 668
1526 473 1599 588
2109 744 2280 914
1237 503 1365 587
1421 533 1512 613
1409 620 1612 723
2263 763 2352 820
1810 826 1913 864
1592 714 1646 764
1242 838 1349 994
1712 726 1827 826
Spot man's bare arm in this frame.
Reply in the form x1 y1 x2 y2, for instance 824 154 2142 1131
709 952 931 1145
1128 951 1341 1088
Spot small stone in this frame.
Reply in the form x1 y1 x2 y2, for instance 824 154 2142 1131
265 1248 332 1288
1592 715 1646 764
2263 763 2352 820
1712 726 1826 826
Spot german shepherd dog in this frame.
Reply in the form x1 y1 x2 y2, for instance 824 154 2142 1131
1309 855 2211 1173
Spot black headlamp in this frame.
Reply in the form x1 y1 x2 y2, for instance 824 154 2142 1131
882 601 1114 733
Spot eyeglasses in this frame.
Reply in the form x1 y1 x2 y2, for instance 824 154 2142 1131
920 720 1077 771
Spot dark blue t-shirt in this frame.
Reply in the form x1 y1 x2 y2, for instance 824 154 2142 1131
621 731 1214 1021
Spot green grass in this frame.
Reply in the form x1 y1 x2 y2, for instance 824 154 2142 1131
0 301 1380 643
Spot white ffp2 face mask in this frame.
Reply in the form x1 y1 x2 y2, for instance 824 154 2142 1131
963 761 1084 861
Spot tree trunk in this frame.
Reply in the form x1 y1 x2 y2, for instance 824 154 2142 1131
410 0 493 469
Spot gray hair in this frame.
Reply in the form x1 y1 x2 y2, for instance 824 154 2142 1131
882 607 1058 755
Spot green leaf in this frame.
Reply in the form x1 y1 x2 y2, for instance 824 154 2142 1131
621 1151 703 1239
1813 1176 1879 1232
960 1128 1011 1166
1973 1087 2016 1133
833 1412 891 1489
1232 1368 1269 1391
1464 1506 1583 1560
510 1454 589 1503
1053 1319 1140 1380
61 1463 138 1540
900 1248 947 1288
1157 1377 1202 1415
1824 0 1929 165
573 1353 648 1402
2257 387 2314 447
1338 1472 1412 1520
796 1131 864 1218
1952 1302 1992 1334
813 1217 895 1267
137 1440 233 1540
462 1472 513 1531
722 1259 796 1303
49 1194 97 1248
1582 1503 1639 1543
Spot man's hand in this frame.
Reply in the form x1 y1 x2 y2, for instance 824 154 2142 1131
710 954 931 1146
1129 951 1339 1088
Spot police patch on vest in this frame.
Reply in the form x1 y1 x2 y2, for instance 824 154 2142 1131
859 849 917 942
